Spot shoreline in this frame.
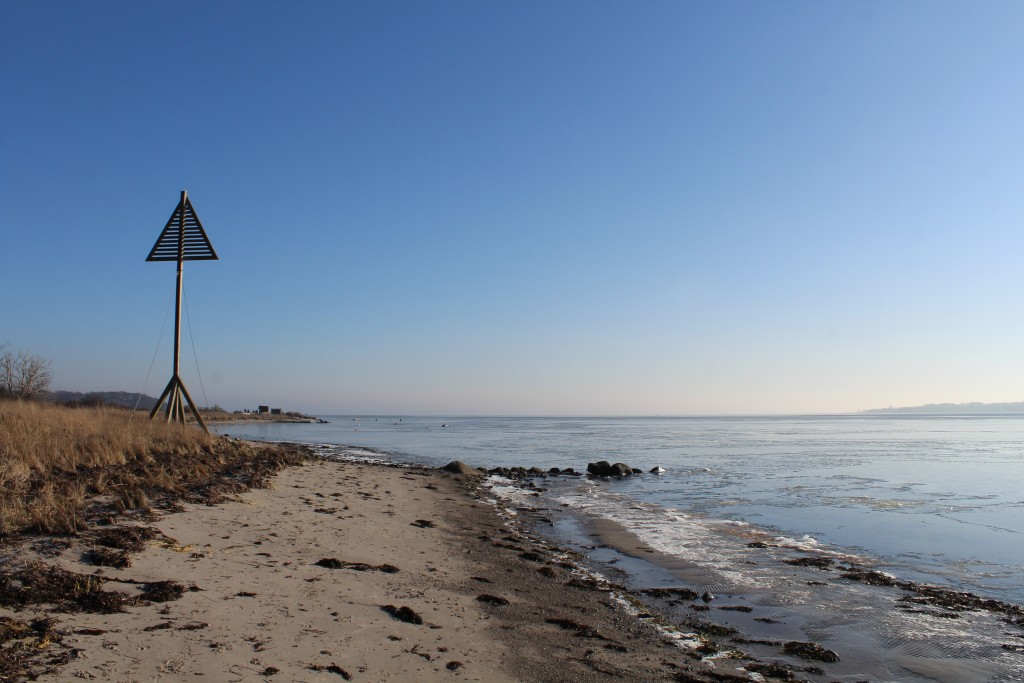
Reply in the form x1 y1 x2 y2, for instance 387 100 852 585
5 448 1023 681
1 453 736 682
486 469 1024 683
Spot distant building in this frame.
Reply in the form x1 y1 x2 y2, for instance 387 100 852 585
258 405 269 414
270 408 282 415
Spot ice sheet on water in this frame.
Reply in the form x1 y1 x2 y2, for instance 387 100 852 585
541 482 1024 682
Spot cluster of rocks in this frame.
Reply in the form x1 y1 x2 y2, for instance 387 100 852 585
585 461 641 477
442 460 664 479
440 461 580 479
486 466 579 480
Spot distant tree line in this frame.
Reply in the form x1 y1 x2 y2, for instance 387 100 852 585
0 342 53 400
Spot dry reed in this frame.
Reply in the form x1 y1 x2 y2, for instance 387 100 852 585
0 400 305 535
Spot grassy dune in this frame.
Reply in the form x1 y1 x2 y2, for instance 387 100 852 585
0 400 305 535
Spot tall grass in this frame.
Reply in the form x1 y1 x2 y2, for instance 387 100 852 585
0 400 303 535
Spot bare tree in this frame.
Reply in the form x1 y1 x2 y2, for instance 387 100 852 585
0 342 12 397
0 343 53 399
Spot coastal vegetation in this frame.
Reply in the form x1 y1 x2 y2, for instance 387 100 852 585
0 399 304 535
0 343 52 400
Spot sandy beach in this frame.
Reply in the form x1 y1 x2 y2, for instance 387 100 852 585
1 454 747 682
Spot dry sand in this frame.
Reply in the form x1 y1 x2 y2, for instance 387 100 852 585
11 457 737 682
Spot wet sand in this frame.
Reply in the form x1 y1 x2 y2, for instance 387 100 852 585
5 457 737 682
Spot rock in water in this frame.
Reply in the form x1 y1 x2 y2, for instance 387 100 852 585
441 461 484 476
586 461 636 477
650 466 666 474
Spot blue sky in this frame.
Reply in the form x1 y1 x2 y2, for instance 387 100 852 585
3 0 1024 415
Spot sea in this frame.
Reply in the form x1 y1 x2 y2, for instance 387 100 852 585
214 414 1024 682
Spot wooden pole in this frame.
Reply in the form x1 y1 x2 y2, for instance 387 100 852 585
174 190 185 383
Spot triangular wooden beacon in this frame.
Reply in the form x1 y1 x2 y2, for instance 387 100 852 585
146 190 218 432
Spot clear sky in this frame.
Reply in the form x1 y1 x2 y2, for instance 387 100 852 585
3 0 1024 415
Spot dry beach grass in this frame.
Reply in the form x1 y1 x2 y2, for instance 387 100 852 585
0 401 302 535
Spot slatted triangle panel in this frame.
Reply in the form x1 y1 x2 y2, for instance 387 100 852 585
146 197 219 261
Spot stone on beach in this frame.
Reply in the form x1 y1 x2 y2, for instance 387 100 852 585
441 460 484 476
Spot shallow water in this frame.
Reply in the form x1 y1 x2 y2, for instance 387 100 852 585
215 415 1024 603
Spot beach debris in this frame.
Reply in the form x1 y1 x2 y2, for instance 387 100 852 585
0 615 67 681
410 519 436 528
785 556 835 570
260 666 280 676
701 591 715 603
694 622 738 638
545 618 608 640
839 568 900 587
586 461 636 477
0 561 134 614
83 546 132 569
142 621 174 632
441 461 484 476
470 576 492 583
74 628 108 636
639 587 699 601
93 525 163 552
782 641 840 662
314 558 399 573
476 594 510 606
565 577 614 592
381 604 424 624
140 580 185 603
178 622 209 631
719 605 753 612
446 661 464 671
308 663 352 679
746 661 798 681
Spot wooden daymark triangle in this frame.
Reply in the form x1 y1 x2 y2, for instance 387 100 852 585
146 195 219 262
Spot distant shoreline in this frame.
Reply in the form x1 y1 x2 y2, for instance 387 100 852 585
859 401 1024 415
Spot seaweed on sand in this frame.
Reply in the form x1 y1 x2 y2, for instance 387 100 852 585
380 605 423 624
92 525 162 552
0 561 135 614
314 558 399 573
83 546 132 569
0 616 70 681
139 580 185 603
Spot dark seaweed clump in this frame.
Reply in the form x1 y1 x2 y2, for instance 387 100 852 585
83 546 132 569
381 605 423 624
0 616 71 681
315 558 400 573
140 580 185 603
783 641 840 662
0 561 134 614
93 525 162 552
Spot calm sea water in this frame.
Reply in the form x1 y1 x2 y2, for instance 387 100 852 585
215 415 1024 604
